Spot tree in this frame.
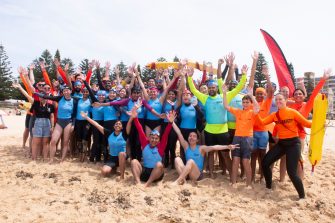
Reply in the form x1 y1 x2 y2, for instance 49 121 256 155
79 59 90 75
112 61 128 79
32 49 56 82
157 57 167 62
173 56 180 62
0 44 14 100
288 62 296 87
254 52 268 89
61 58 75 74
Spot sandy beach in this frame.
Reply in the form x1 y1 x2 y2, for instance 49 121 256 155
0 114 334 223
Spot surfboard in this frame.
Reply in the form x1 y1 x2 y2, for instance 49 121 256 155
308 93 328 172
145 62 218 75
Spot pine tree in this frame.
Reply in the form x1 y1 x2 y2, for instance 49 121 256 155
113 61 128 79
32 49 55 82
288 62 296 87
0 44 14 100
79 59 89 75
157 57 167 62
254 52 268 89
61 58 75 74
173 56 180 62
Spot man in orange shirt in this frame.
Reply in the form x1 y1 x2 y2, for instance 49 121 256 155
223 85 259 188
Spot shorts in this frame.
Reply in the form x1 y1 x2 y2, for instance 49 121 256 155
268 131 275 143
140 167 164 182
145 119 162 130
57 118 72 129
253 131 269 150
232 136 253 159
204 131 230 146
25 114 31 129
228 129 236 144
187 172 204 181
32 118 51 138
104 155 120 168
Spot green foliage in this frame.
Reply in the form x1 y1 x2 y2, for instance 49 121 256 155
254 52 268 89
32 49 56 82
0 44 14 100
288 62 296 86
173 56 180 62
61 58 75 74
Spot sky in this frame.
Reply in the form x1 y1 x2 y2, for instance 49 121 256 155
1 0 334 81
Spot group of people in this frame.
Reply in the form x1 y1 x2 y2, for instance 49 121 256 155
13 52 332 198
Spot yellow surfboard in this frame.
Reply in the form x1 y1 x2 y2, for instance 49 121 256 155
145 62 218 75
308 93 328 172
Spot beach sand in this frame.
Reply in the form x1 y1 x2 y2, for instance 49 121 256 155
0 115 334 223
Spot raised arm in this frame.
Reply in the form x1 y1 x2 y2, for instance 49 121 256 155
263 65 273 97
248 51 258 89
29 64 35 84
19 67 35 93
246 86 260 114
186 68 207 105
171 122 188 150
85 60 94 84
129 105 148 149
226 66 247 103
80 111 104 134
39 61 54 92
225 52 236 85
95 61 105 90
54 58 70 86
157 111 175 157
301 69 330 117
159 72 180 104
217 59 224 79
136 73 149 101
221 84 230 110
12 83 34 103
104 61 111 80
19 70 33 96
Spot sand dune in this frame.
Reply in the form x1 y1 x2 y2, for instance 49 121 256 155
0 115 334 223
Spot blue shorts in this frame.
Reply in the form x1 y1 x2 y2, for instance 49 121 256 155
253 131 269 150
232 136 253 159
32 118 51 138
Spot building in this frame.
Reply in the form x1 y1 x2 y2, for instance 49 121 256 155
301 72 335 116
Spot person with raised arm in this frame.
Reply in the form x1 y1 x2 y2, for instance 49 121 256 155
128 104 176 187
223 84 259 188
256 93 312 199
188 55 247 178
171 121 238 184
80 111 131 179
34 86 77 163
279 68 331 182
251 64 274 183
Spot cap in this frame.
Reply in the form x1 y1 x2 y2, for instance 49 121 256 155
150 129 160 136
207 80 218 87
74 81 82 87
97 90 106 96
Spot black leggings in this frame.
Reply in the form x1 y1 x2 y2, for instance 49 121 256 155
90 120 104 162
262 137 304 199
162 122 178 167
129 118 145 161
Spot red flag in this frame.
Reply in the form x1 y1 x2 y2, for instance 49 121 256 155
260 29 295 96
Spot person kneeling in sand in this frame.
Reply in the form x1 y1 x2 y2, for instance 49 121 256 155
81 111 131 180
172 122 239 184
128 104 176 187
